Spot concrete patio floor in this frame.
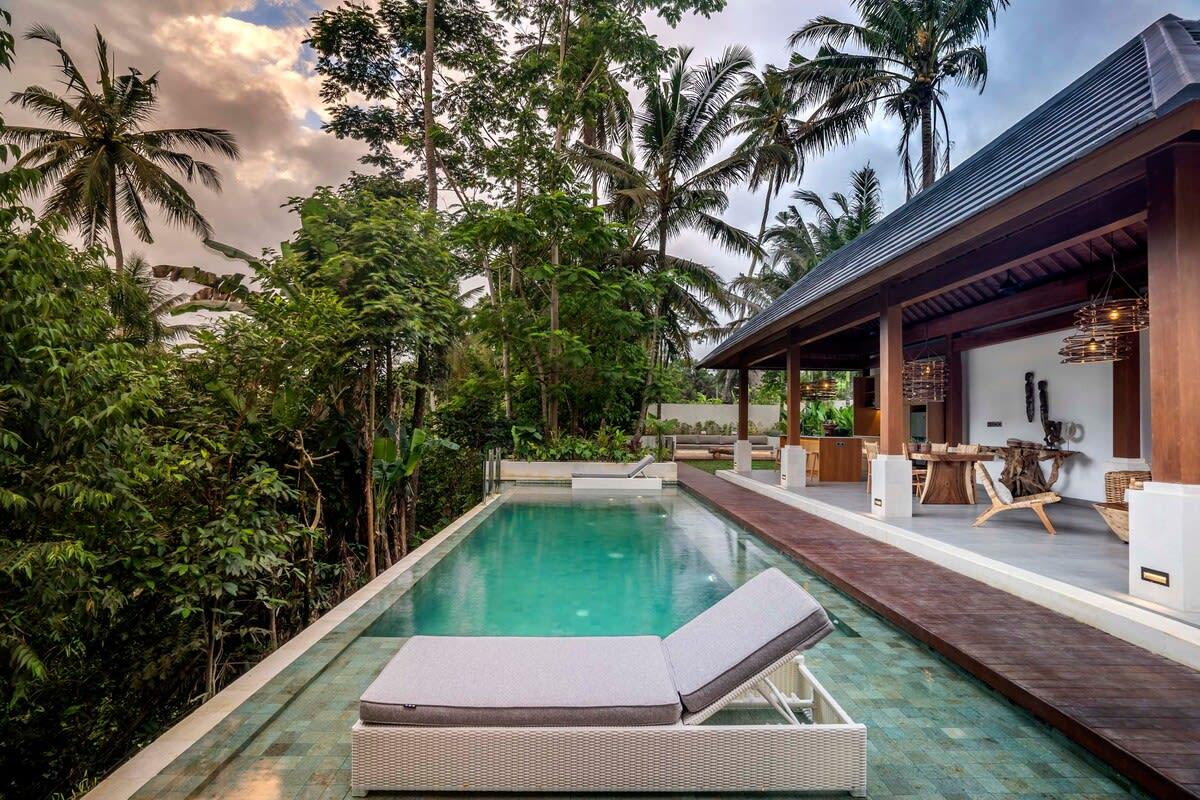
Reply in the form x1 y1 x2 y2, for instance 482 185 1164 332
738 469 1200 631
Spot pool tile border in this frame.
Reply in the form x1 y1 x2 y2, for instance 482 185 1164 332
83 490 510 800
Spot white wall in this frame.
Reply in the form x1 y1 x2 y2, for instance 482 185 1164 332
654 403 782 431
964 329 1149 502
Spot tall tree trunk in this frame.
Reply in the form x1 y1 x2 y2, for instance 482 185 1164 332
424 0 437 211
405 347 429 540
920 99 935 190
747 189 771 277
108 178 124 274
634 218 668 439
547 254 560 435
364 348 377 579
545 0 570 436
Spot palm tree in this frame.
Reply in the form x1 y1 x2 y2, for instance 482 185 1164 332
713 165 883 340
787 0 1009 197
107 255 196 346
574 45 756 434
732 67 805 277
3 26 240 272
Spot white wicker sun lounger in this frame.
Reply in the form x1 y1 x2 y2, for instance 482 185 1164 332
571 455 662 491
351 568 867 796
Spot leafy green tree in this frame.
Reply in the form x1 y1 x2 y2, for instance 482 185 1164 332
281 186 464 577
307 0 501 188
3 26 240 272
787 0 1009 196
574 45 754 434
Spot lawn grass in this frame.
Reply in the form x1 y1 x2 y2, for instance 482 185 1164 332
684 459 777 474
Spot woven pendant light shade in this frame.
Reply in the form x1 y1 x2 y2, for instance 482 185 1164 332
902 356 947 402
800 375 839 401
1074 296 1149 337
1058 332 1134 364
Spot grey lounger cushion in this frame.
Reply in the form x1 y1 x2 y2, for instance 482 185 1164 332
572 454 655 479
663 568 833 712
360 635 681 727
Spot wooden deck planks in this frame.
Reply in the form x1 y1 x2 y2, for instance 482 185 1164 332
677 463 1200 800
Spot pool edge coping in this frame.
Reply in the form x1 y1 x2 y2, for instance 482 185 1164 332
82 490 510 800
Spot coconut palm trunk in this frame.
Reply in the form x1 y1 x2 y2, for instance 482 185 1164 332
424 0 437 211
920 99 935 189
107 176 125 274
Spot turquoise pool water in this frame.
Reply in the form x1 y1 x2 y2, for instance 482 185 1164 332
365 491 752 637
138 486 1143 799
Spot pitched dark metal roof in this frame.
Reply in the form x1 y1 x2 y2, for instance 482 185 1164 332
702 14 1199 368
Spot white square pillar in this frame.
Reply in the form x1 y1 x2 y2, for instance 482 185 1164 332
871 455 913 519
780 445 807 489
1129 482 1200 611
733 439 752 472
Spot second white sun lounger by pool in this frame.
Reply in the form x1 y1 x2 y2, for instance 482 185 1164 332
351 568 867 796
570 454 661 491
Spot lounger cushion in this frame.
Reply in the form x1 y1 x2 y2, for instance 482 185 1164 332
360 635 681 727
663 568 833 712
571 454 655 479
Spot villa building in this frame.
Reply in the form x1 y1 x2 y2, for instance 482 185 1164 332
704 15 1200 635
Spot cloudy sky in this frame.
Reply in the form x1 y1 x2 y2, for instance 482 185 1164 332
5 0 1199 284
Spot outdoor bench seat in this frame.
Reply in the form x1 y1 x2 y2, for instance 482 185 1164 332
352 568 867 796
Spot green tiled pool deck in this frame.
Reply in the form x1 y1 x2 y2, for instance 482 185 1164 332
128 488 1146 799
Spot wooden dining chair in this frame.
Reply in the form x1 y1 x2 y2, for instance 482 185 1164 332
902 442 927 495
863 441 879 493
973 463 1061 535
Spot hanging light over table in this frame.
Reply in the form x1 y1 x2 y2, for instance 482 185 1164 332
902 323 948 403
800 374 839 401
902 356 947 402
1059 332 1134 364
1061 235 1147 363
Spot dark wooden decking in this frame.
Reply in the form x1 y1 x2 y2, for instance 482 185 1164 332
677 464 1200 799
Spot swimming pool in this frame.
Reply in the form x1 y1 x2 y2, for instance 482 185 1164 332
131 485 1145 799
362 486 1141 798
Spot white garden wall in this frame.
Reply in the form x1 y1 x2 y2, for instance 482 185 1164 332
653 403 781 430
964 329 1150 502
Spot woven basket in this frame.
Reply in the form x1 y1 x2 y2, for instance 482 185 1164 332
1104 470 1151 504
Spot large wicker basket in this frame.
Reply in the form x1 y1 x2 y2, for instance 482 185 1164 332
1104 470 1151 504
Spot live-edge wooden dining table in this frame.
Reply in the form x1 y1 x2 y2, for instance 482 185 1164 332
909 451 995 505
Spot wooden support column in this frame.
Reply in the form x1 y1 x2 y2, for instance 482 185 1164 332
1112 336 1141 459
1146 145 1200 484
879 291 905 455
946 336 964 446
786 343 804 444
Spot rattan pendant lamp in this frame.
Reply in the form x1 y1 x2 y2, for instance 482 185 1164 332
1060 237 1148 364
903 324 947 403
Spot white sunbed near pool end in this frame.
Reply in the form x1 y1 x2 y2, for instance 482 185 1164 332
350 568 867 796
570 454 662 491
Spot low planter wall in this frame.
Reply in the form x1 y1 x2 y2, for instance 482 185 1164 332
500 460 678 483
